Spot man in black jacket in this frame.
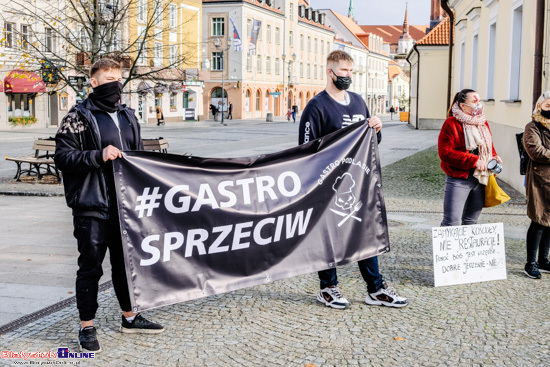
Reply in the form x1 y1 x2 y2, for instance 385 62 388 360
55 59 164 353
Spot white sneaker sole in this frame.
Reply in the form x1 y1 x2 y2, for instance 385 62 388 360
523 270 542 278
316 293 350 309
120 326 165 334
364 296 408 308
78 342 102 353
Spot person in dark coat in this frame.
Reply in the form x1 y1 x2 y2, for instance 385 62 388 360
55 58 164 353
522 91 550 279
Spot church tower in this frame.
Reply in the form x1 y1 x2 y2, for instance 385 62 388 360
348 0 355 20
397 4 414 54
429 0 445 30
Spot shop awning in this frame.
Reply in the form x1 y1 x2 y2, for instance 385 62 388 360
137 81 153 94
4 70 46 93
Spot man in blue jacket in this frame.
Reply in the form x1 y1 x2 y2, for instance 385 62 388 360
299 50 408 310
55 59 164 353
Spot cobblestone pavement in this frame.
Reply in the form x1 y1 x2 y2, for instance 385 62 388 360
1 119 549 366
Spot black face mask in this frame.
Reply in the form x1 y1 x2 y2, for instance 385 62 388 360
89 81 122 113
330 69 352 91
541 109 550 119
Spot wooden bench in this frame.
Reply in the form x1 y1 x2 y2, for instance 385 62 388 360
5 138 61 182
143 137 169 153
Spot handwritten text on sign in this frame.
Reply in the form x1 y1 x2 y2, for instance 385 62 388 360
432 223 506 287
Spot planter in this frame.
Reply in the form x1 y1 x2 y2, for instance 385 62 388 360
9 116 37 127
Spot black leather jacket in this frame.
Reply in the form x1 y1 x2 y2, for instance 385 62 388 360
54 98 143 219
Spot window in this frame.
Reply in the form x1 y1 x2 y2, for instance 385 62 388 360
20 25 29 50
3 22 14 48
137 0 147 23
154 42 163 66
321 39 324 54
169 4 177 28
471 34 478 90
300 34 303 49
256 90 261 111
212 17 225 36
45 28 56 52
247 19 252 38
314 38 317 53
459 42 465 90
289 31 293 47
307 63 310 78
266 25 271 42
313 64 317 79
266 56 271 73
169 44 178 65
153 0 163 27
170 93 177 111
212 51 223 71
247 54 252 72
257 55 262 72
110 30 121 52
307 36 311 51
509 5 523 100
300 62 303 77
290 3 294 20
275 27 280 44
275 58 280 75
487 22 497 99
137 44 147 65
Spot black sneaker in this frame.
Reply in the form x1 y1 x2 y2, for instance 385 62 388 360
120 314 165 334
538 260 550 274
524 262 542 279
78 326 101 353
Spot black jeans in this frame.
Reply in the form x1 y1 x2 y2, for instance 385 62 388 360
73 215 132 321
318 256 384 293
526 221 550 264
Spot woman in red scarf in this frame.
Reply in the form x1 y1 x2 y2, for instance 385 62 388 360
438 89 501 227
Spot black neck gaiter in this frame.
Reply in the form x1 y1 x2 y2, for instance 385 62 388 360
89 81 122 113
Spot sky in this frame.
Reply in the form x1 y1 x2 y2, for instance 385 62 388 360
309 0 432 26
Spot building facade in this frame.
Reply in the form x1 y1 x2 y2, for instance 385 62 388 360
201 0 334 120
444 0 549 193
407 17 450 129
127 0 204 124
0 0 65 128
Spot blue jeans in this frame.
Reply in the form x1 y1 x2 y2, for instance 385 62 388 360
318 256 384 293
441 173 485 227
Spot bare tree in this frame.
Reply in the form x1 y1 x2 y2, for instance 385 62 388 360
1 0 198 95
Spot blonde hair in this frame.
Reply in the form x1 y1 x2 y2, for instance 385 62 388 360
90 58 121 78
534 90 550 114
326 50 354 67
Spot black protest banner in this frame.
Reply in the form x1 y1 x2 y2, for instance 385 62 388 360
114 121 390 311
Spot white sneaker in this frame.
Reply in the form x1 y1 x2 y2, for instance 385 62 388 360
317 286 350 309
365 284 408 308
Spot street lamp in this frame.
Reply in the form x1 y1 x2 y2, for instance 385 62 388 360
282 53 296 111
287 53 296 109
214 38 230 125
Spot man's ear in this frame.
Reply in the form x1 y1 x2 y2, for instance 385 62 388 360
90 78 99 88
